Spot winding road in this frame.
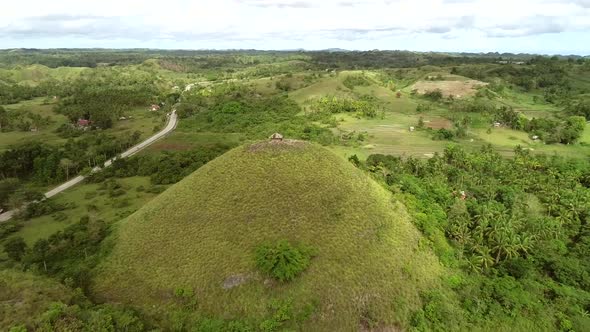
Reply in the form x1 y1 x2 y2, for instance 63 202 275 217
0 111 178 222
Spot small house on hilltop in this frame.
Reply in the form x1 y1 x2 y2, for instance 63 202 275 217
150 104 160 112
269 133 284 141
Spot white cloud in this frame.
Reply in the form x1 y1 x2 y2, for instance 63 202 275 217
0 0 588 53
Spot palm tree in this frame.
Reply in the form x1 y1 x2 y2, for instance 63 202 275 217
472 245 494 270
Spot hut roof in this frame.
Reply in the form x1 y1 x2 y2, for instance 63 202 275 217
269 133 284 140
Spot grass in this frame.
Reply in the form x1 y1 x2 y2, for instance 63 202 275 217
474 127 590 158
330 111 453 158
0 269 75 330
109 106 166 140
0 99 166 151
0 98 69 150
276 70 590 161
12 176 164 245
288 73 353 104
93 141 442 331
0 65 88 85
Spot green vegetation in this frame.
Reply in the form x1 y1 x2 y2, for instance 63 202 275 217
364 145 590 330
1 49 590 331
255 240 314 282
94 142 441 330
0 269 145 331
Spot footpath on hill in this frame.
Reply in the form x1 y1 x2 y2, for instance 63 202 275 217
0 111 178 223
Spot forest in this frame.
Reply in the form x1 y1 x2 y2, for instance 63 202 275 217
364 146 590 330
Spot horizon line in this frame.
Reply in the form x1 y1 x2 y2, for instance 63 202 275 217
0 47 588 57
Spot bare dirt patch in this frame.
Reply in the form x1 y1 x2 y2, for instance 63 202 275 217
425 118 453 129
248 139 309 152
411 79 487 98
222 274 251 289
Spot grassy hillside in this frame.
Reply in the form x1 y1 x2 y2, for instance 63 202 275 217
0 269 74 330
94 141 443 330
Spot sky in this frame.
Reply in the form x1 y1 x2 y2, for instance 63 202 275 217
0 0 589 55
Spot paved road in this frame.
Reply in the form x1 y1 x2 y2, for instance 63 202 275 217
0 111 178 222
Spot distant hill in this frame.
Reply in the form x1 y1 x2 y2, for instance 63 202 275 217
93 140 442 330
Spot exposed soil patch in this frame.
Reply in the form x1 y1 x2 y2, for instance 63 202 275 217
412 79 487 98
425 118 453 129
222 274 251 289
248 139 308 152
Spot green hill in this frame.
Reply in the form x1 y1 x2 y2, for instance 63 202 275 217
93 140 443 330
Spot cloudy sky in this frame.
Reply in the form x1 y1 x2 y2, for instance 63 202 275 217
0 0 589 54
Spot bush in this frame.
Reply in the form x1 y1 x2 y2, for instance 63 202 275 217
424 89 443 101
343 75 371 89
255 240 314 282
146 186 166 194
4 237 27 261
108 188 126 198
432 128 455 141
17 200 67 220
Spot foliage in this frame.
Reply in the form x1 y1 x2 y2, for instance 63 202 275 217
366 145 590 330
0 106 52 132
255 240 313 282
87 144 230 185
3 237 27 261
0 131 142 186
54 70 159 128
180 85 336 144
342 74 371 89
566 99 590 120
22 217 109 290
423 89 443 101
16 200 69 220
308 95 378 118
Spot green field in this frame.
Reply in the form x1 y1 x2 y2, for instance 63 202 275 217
0 98 69 149
12 176 165 246
284 69 590 159
0 100 165 151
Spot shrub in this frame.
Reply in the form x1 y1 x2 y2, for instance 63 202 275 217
52 212 68 221
424 89 443 101
108 188 126 198
146 186 166 194
255 240 313 282
343 75 370 89
112 199 130 209
432 128 455 141
4 237 27 261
